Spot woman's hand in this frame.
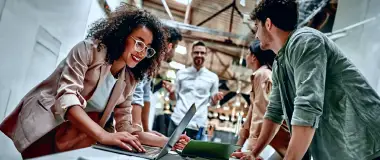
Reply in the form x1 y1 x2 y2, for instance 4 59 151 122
172 134 190 150
98 132 146 153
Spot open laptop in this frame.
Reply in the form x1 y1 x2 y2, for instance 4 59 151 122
92 103 197 160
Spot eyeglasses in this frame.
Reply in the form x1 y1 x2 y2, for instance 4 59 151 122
130 36 156 58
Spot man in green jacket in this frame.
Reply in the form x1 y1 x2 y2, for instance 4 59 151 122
232 0 380 160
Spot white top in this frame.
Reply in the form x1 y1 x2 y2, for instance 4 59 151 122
171 66 219 130
85 72 117 112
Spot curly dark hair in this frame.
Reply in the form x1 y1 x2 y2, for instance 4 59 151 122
164 26 182 44
86 5 166 81
251 0 298 31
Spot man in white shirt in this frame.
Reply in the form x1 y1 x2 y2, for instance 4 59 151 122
132 26 182 132
163 41 224 139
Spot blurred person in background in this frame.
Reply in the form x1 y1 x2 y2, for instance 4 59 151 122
163 41 224 140
232 40 290 159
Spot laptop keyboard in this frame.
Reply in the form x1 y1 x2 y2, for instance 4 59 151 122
93 143 162 158
142 145 161 156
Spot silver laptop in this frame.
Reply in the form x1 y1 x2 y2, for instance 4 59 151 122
93 103 197 160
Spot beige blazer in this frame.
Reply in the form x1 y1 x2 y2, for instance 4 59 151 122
0 40 138 152
239 65 290 156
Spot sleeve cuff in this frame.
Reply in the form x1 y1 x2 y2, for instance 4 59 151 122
143 93 151 102
131 99 144 106
264 112 283 125
53 92 86 122
291 108 321 128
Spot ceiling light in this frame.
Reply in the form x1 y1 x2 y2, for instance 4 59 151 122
106 0 119 11
240 0 246 7
175 45 187 55
169 61 186 70
175 0 192 5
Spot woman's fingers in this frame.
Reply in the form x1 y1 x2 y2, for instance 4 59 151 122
133 138 146 152
118 132 145 152
118 140 132 151
119 135 142 152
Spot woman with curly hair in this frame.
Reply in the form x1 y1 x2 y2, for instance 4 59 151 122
0 5 186 158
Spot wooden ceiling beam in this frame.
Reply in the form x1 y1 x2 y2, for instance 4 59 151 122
184 0 193 24
144 0 186 15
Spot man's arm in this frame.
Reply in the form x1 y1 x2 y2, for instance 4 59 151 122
131 80 146 128
284 126 315 160
210 76 222 106
141 101 150 131
283 32 327 160
132 131 168 147
141 80 152 131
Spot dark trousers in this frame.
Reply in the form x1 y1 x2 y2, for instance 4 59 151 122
167 119 199 140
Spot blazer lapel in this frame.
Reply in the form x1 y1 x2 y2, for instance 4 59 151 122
99 67 126 127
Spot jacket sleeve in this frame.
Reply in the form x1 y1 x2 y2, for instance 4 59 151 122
288 32 326 128
52 41 92 122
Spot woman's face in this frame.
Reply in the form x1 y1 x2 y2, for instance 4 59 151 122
246 53 258 70
121 26 153 68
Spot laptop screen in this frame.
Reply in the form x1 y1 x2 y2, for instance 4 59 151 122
156 103 197 159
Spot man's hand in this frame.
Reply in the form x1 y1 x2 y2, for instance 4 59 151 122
163 80 176 100
231 152 263 160
172 134 190 150
162 81 174 93
212 92 224 103
148 130 165 137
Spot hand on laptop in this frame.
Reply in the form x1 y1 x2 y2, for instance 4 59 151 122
172 134 190 150
231 151 263 160
148 130 165 137
98 131 146 153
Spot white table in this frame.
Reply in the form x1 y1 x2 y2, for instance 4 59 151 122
30 147 241 160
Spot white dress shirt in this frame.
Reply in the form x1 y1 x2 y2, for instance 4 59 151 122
171 66 219 130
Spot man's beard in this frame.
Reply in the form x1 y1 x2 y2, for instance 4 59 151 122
193 57 204 67
164 51 175 63
260 29 273 50
165 58 172 63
